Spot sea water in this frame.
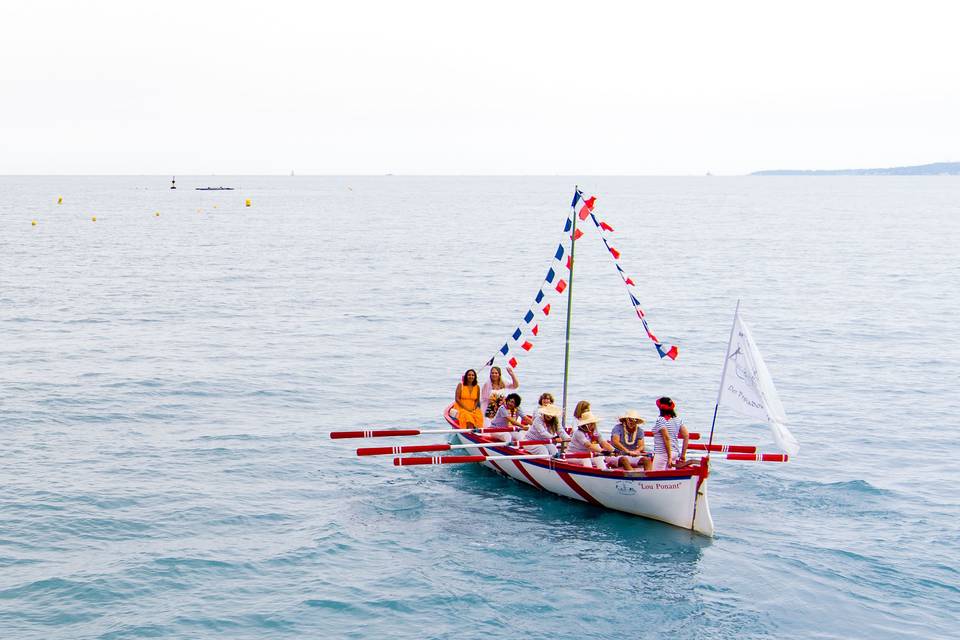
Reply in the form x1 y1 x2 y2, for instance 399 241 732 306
1 175 958 639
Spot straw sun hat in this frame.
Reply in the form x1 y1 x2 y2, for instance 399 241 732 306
539 404 562 418
576 412 600 428
618 409 646 423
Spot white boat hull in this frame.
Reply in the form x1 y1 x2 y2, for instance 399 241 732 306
445 406 714 536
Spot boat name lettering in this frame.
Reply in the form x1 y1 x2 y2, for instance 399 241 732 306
640 481 682 491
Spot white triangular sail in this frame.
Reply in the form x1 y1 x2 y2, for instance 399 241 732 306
718 309 799 456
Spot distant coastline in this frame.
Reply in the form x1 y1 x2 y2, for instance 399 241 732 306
751 161 960 176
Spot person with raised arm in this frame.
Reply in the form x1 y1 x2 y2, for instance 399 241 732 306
481 366 520 418
610 409 652 471
651 397 692 471
454 369 484 430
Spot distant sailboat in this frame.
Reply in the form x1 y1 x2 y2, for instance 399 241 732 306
170 176 177 190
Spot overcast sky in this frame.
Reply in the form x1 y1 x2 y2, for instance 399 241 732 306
2 1 957 175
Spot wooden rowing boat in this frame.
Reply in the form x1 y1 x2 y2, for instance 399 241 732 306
443 404 716 536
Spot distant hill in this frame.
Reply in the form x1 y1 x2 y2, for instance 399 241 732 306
751 162 960 176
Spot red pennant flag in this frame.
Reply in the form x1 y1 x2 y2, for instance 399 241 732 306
584 196 596 210
509 357 518 368
573 229 583 241
600 221 614 232
565 256 572 270
542 304 551 316
532 324 539 336
609 247 620 259
664 346 679 360
555 279 567 294
625 277 635 286
521 341 533 351
578 204 591 221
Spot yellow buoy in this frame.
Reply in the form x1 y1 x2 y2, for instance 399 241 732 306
31 220 37 226
245 199 251 207
92 216 97 222
213 205 218 209
57 196 63 205
154 211 160 217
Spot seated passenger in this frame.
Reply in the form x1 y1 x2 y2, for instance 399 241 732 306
523 403 568 455
567 412 622 470
651 397 692 470
529 392 555 431
610 409 652 471
454 369 483 430
489 392 531 442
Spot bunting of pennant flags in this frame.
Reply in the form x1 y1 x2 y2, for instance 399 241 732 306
484 188 678 370
575 188 680 360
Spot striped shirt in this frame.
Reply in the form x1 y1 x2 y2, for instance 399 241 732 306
652 416 685 458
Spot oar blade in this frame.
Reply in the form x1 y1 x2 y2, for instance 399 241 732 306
726 453 788 462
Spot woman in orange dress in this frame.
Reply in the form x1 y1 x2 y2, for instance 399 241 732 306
455 369 484 430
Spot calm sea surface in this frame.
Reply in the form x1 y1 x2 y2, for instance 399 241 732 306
1 176 958 639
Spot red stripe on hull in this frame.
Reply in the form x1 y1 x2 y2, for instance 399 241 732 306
556 470 602 506
513 459 545 490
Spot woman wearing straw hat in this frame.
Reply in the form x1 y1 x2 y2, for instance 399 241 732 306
567 411 621 470
652 397 691 471
610 410 652 471
523 403 568 456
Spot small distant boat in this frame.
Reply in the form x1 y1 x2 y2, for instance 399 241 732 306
195 186 235 191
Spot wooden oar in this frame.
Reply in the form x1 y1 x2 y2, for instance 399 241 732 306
357 440 551 456
331 427 517 439
725 452 788 462
687 452 788 463
394 452 592 466
688 443 757 453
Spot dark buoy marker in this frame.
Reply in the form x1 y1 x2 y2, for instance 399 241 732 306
170 176 177 190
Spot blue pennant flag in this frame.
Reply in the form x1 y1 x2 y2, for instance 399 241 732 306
523 310 535 323
500 343 510 355
546 267 556 283
571 189 581 208
483 355 495 367
630 294 640 306
554 244 564 260
616 264 624 272
535 290 544 303
564 218 572 233
512 328 522 341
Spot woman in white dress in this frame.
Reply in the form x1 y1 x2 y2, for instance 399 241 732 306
481 366 520 418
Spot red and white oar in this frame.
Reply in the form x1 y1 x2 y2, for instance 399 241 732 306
357 440 551 457
394 452 592 466
690 452 789 463
688 443 757 454
330 427 517 439
725 452 788 462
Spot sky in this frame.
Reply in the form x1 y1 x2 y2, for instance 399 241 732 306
1 0 958 175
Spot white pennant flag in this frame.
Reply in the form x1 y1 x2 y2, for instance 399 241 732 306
718 310 799 456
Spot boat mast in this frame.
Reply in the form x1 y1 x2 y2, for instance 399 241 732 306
560 188 579 429
706 299 741 449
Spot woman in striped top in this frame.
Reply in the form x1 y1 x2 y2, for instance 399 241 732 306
652 397 691 471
